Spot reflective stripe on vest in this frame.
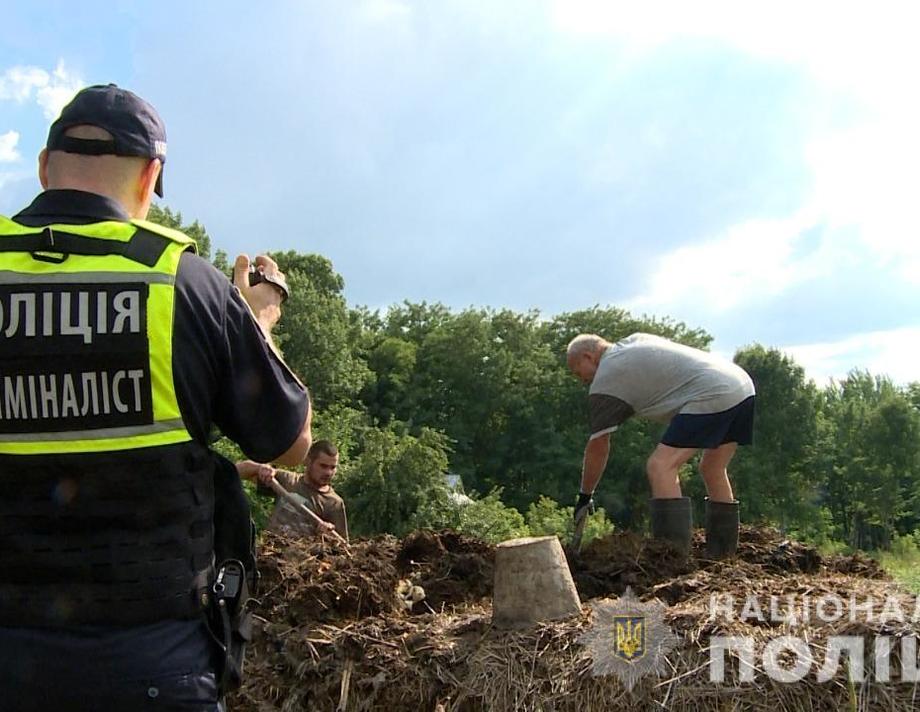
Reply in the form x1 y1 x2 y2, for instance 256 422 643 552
0 215 197 454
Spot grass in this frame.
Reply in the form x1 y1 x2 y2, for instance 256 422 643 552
877 535 920 593
879 553 920 593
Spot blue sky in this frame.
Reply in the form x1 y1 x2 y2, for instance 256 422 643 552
2 1 918 385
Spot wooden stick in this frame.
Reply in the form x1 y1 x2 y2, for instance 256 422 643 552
266 477 350 547
337 659 354 712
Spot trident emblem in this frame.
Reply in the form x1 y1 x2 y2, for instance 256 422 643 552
614 616 646 662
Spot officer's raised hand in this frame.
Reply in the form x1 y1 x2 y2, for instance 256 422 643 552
233 254 288 334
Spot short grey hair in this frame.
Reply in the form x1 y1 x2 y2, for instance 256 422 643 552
566 333 607 360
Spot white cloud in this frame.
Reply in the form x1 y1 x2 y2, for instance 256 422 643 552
0 169 32 211
625 207 828 314
629 114 920 315
0 130 20 163
805 119 920 286
356 0 411 25
564 1 920 314
0 60 84 120
781 326 920 386
36 61 84 120
551 1 920 93
0 66 48 103
0 62 83 205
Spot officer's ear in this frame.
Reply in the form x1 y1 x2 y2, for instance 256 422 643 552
135 158 161 217
38 149 50 189
138 159 160 200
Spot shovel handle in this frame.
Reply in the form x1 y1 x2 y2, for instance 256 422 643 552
266 477 349 547
571 515 588 553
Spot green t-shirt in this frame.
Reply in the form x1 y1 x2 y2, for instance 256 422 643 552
265 470 349 541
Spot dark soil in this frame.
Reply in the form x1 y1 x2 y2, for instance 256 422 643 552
567 525 835 602
568 530 692 600
732 525 823 574
254 525 886 625
255 529 495 625
256 532 403 624
231 526 900 711
397 530 494 611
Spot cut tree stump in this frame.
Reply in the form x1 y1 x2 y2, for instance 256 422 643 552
492 535 582 628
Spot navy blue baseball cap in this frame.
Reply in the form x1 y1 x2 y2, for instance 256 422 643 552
46 84 167 197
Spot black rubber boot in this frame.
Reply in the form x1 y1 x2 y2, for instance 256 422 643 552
705 498 740 559
649 497 693 560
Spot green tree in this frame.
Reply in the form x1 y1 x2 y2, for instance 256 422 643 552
378 301 453 345
269 251 372 409
311 404 370 463
821 372 920 548
540 306 712 356
334 425 452 537
357 302 719 525
147 204 213 260
725 344 822 530
906 382 920 411
363 336 418 424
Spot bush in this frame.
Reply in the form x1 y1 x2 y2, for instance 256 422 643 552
888 531 920 560
582 507 616 545
789 507 846 554
526 495 614 546
526 496 572 538
408 488 463 532
455 489 529 543
335 425 453 537
877 531 920 593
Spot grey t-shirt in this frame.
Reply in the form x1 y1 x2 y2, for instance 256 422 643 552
588 333 755 438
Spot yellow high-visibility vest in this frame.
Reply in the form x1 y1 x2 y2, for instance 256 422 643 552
0 216 197 454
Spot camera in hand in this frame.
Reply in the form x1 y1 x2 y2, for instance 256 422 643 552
248 267 266 288
247 266 290 302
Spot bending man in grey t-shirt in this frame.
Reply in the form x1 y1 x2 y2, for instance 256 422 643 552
566 333 756 559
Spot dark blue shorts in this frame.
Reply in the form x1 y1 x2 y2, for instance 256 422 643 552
660 395 755 449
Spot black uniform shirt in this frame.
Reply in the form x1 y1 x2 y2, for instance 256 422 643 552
11 189 309 461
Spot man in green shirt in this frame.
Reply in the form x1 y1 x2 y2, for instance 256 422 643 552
238 440 349 541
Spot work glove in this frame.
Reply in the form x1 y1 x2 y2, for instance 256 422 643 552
574 492 595 526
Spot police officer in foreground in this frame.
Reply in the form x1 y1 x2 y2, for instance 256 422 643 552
0 84 312 711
